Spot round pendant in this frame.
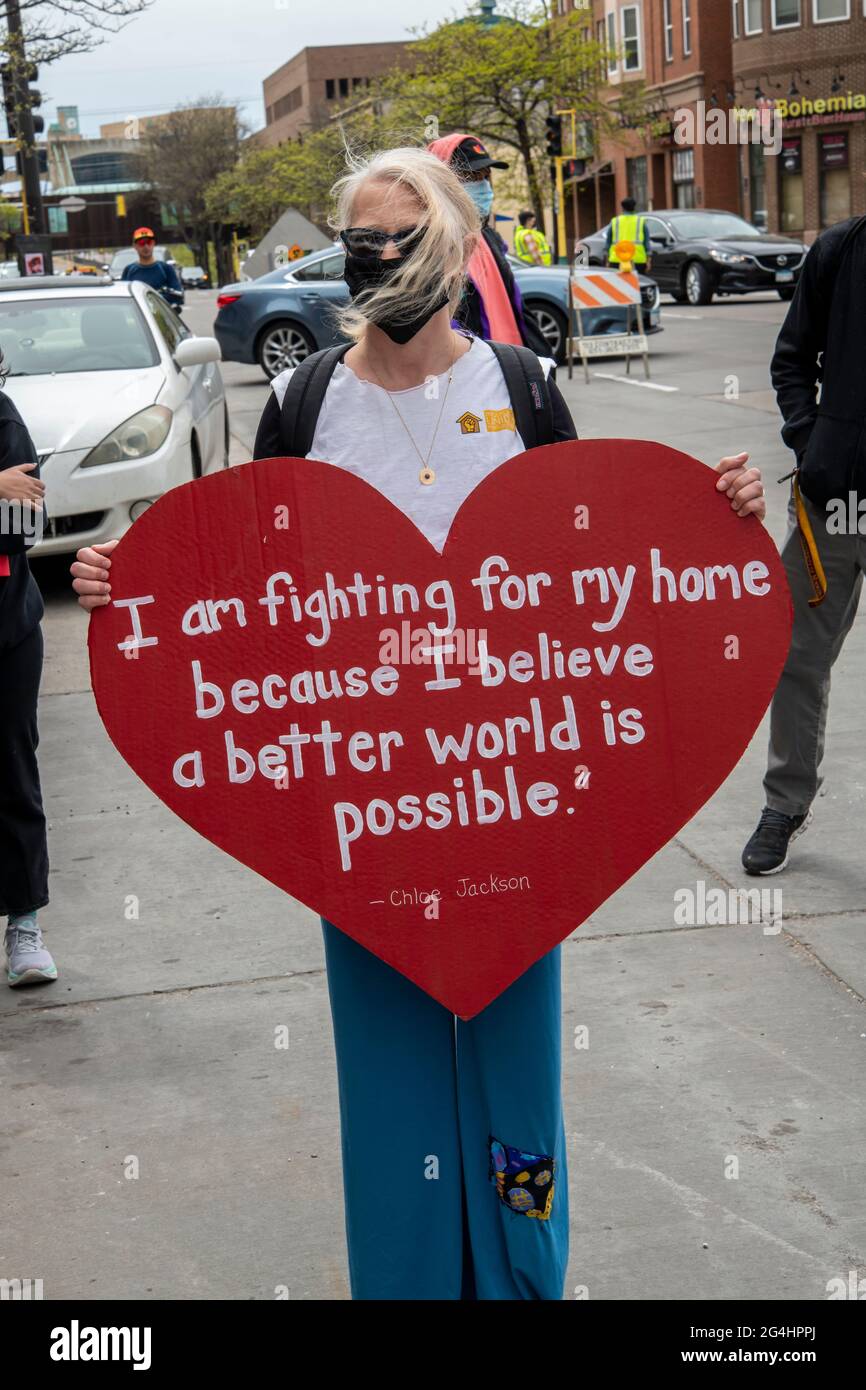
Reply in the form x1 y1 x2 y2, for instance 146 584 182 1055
420 466 436 485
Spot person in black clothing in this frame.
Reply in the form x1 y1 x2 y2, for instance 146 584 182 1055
427 134 551 359
742 214 866 875
0 361 56 986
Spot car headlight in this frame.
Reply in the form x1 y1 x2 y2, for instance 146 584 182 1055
709 249 748 264
80 406 172 468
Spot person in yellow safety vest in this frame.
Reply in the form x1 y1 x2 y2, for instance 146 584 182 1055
514 210 553 266
605 198 651 268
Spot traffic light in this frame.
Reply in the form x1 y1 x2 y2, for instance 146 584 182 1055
2 63 42 136
545 114 563 160
25 65 43 136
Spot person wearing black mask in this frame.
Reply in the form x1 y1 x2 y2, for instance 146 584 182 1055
72 144 765 1301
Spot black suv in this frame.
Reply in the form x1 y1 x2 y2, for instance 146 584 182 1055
576 210 807 306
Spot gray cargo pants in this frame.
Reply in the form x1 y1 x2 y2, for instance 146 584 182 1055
764 488 865 816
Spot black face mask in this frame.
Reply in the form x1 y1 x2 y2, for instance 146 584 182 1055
343 251 448 344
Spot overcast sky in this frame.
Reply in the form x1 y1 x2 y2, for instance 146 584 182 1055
38 0 465 139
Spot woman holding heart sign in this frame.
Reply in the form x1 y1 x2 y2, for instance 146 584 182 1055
71 146 765 1301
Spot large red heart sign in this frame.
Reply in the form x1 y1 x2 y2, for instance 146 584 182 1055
89 441 791 1018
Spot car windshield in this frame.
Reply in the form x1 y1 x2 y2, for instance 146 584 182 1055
0 297 160 375
669 213 762 240
109 247 167 275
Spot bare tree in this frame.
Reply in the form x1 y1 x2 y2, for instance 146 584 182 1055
0 0 153 64
136 98 246 283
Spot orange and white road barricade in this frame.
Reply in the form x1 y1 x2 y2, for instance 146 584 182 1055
567 265 650 385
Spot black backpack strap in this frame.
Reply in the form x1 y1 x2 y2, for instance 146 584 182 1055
278 343 351 456
487 341 554 449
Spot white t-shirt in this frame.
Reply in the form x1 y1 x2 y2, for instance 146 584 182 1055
270 337 555 554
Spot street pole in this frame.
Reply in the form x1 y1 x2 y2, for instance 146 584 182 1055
554 157 567 264
5 0 44 236
557 108 578 264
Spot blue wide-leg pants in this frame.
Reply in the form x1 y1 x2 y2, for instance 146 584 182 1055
321 920 569 1300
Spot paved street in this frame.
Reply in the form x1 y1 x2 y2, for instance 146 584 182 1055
6 289 865 1301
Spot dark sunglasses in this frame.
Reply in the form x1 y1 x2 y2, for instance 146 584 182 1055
339 225 425 256
135 238 155 245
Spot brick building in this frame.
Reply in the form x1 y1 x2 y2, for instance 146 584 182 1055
252 43 413 147
561 0 739 243
558 0 865 244
732 0 866 240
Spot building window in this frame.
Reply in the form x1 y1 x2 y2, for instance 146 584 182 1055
325 79 335 100
70 151 139 183
738 142 747 219
672 147 696 207
606 11 617 74
820 131 851 224
744 0 763 31
779 135 804 232
272 87 303 121
664 0 674 58
338 77 349 97
813 0 849 18
47 204 68 234
627 155 648 206
773 0 801 23
682 0 692 53
622 6 641 69
732 0 740 37
749 141 768 229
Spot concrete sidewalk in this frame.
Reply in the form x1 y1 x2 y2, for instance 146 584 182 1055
3 297 865 1301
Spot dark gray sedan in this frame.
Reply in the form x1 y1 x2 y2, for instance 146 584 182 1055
214 245 662 379
576 209 807 306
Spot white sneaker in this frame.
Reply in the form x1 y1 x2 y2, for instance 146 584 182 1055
5 919 58 986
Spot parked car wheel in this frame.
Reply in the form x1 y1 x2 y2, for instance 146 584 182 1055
684 260 713 306
523 301 567 363
257 320 316 380
669 288 688 303
778 285 796 301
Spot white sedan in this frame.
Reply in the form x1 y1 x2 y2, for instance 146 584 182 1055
0 275 228 556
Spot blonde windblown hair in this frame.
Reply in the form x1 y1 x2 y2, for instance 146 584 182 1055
329 146 480 342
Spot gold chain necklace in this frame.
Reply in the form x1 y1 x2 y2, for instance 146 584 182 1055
365 336 459 486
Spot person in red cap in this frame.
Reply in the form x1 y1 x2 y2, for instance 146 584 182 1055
427 133 550 359
121 228 184 311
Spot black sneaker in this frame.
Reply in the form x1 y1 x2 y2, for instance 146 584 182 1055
742 807 812 876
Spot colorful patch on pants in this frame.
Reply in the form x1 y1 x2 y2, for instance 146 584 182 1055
489 1135 555 1220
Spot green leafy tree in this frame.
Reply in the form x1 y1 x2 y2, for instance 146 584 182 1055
206 109 393 237
377 0 650 224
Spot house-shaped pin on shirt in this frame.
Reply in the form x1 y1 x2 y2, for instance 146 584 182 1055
456 410 483 434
